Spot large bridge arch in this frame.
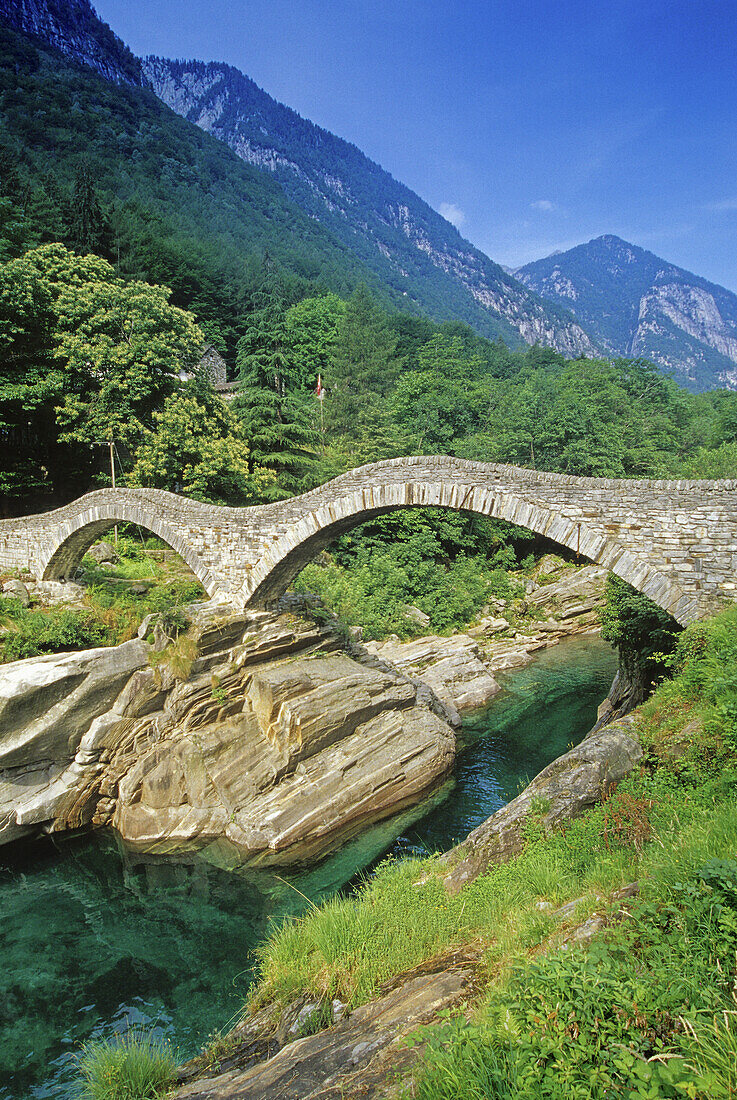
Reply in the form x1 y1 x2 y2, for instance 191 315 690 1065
241 477 692 622
40 501 217 594
2 456 735 626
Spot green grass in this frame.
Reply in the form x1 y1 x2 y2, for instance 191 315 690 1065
73 1029 176 1100
245 606 737 1098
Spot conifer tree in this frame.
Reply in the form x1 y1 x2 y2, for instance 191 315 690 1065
234 262 316 492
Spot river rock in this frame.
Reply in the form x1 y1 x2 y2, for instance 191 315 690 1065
174 963 476 1100
30 580 87 606
437 713 643 894
87 540 119 564
112 649 455 867
364 634 499 713
1 579 30 607
0 603 456 865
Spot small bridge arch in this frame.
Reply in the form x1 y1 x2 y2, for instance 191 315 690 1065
39 499 216 593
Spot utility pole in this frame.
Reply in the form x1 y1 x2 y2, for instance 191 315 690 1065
92 438 118 545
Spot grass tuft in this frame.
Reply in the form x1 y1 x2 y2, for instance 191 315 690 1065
74 1029 176 1100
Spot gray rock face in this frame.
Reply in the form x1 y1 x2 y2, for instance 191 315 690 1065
0 638 149 844
1 579 30 607
364 633 499 715
525 564 608 625
437 714 643 894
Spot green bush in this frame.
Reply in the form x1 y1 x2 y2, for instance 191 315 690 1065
74 1029 175 1100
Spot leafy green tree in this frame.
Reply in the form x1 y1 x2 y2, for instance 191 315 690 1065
130 391 274 503
285 293 346 386
389 334 487 452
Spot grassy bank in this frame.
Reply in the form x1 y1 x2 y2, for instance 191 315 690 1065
247 607 737 1097
0 535 204 663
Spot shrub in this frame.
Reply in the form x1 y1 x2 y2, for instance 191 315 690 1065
74 1029 175 1100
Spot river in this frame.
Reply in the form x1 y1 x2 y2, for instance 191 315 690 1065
0 633 616 1098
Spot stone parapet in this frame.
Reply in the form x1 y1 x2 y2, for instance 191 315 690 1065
0 457 735 624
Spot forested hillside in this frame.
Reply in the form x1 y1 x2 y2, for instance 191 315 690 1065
145 56 596 355
0 19 395 363
517 235 737 391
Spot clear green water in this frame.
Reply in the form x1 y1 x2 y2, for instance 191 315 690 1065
0 634 616 1098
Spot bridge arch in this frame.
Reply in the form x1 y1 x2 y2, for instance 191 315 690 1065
41 501 217 594
242 478 691 622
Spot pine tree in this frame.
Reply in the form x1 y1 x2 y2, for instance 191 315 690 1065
234 263 316 492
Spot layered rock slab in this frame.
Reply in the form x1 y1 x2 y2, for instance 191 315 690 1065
364 633 499 716
0 604 457 867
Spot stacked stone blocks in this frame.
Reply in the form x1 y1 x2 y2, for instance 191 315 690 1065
0 457 735 624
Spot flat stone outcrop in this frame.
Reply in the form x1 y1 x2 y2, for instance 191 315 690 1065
364 633 499 716
437 714 643 895
0 604 457 867
174 960 477 1100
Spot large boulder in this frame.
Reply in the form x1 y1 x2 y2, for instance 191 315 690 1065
0 638 149 844
2 578 30 607
0 604 458 867
364 633 499 714
525 564 608 626
87 540 119 565
437 714 643 894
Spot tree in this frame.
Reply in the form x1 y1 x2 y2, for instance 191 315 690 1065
234 265 316 491
130 391 274 503
0 244 204 498
327 284 403 436
68 163 112 257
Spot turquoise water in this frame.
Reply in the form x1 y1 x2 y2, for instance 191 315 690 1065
0 633 616 1098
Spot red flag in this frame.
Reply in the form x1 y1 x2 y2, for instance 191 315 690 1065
315 373 324 399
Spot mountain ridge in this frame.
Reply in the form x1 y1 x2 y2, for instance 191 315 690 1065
0 0 145 85
143 54 597 355
517 234 737 391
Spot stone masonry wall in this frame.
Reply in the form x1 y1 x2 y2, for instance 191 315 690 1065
0 457 735 624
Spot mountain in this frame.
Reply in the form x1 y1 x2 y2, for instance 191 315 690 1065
0 0 144 85
143 57 597 355
517 235 737 391
0 3 404 358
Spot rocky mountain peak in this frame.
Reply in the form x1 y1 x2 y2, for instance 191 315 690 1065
0 0 146 86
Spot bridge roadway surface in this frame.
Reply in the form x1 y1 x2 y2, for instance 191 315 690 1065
1 456 736 624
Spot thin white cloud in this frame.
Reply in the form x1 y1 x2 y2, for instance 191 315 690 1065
704 197 737 212
531 199 555 212
438 202 466 229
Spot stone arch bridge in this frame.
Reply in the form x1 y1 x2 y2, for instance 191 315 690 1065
1 456 736 625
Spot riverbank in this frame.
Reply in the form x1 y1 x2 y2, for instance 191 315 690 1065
173 608 737 1100
0 632 617 1098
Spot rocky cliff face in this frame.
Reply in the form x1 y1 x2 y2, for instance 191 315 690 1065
517 235 737 391
143 56 597 356
0 0 146 86
0 602 456 868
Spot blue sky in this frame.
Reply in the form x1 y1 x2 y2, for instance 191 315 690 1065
94 0 737 290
